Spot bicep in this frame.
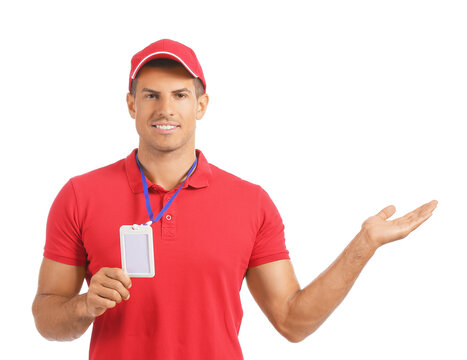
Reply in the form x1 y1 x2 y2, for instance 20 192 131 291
35 257 85 298
245 259 301 332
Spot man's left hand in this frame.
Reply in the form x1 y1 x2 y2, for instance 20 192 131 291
360 200 438 251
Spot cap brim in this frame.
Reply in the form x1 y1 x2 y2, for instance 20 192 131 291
131 51 199 80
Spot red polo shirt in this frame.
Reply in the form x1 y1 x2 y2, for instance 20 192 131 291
44 148 291 360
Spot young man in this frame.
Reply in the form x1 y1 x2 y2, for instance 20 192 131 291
32 39 438 359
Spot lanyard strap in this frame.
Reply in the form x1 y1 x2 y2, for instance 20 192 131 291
135 152 197 226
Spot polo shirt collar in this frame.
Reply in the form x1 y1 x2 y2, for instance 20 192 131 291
125 148 212 193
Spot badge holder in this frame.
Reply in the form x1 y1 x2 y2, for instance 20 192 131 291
120 223 155 278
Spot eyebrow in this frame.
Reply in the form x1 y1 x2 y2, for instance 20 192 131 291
142 87 192 94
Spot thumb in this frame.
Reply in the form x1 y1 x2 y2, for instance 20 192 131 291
375 205 396 220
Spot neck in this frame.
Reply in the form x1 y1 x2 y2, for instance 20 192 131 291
136 142 197 192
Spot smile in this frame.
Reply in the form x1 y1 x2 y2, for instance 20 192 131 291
155 125 177 129
152 124 179 134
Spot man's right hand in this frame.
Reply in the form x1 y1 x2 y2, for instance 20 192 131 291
86 267 132 317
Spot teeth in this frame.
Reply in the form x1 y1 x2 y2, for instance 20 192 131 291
155 125 176 129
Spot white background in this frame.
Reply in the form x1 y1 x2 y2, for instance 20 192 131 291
1 0 466 359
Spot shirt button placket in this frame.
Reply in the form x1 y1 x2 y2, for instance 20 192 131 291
162 194 177 241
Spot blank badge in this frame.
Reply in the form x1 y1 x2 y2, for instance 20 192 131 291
120 225 155 278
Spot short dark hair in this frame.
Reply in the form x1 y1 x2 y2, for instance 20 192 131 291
130 58 205 99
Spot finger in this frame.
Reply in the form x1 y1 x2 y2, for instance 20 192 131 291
405 210 434 235
96 286 123 303
395 200 438 224
88 292 116 310
415 200 438 216
393 205 435 238
101 277 130 300
419 201 437 220
90 306 107 317
96 295 117 309
427 199 438 211
104 268 132 289
376 205 396 220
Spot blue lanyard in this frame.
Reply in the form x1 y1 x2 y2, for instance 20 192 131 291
135 151 197 226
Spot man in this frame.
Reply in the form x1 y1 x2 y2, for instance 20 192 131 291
32 39 438 359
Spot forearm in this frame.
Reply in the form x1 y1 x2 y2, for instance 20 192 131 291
285 231 377 342
32 293 95 341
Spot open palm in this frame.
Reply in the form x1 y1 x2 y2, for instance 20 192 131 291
361 200 438 249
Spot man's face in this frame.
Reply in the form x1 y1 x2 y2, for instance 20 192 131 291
126 65 208 154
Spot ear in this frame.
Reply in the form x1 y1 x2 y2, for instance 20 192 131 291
126 92 136 119
195 93 209 120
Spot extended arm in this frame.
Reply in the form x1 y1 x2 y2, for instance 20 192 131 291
284 230 375 342
246 200 437 343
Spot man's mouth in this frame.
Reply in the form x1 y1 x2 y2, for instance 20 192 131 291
152 124 180 134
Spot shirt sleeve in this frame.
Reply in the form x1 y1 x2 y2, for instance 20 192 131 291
248 186 290 268
43 178 87 266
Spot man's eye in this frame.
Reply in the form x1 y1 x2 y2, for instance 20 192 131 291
145 94 157 99
176 93 187 98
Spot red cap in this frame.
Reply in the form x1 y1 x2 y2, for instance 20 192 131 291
129 39 206 93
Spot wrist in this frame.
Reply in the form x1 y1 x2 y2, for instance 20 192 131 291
354 230 379 257
79 293 96 321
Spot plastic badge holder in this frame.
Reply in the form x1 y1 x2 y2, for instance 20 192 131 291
120 225 155 278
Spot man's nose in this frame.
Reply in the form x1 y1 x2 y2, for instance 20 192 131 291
158 95 175 117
